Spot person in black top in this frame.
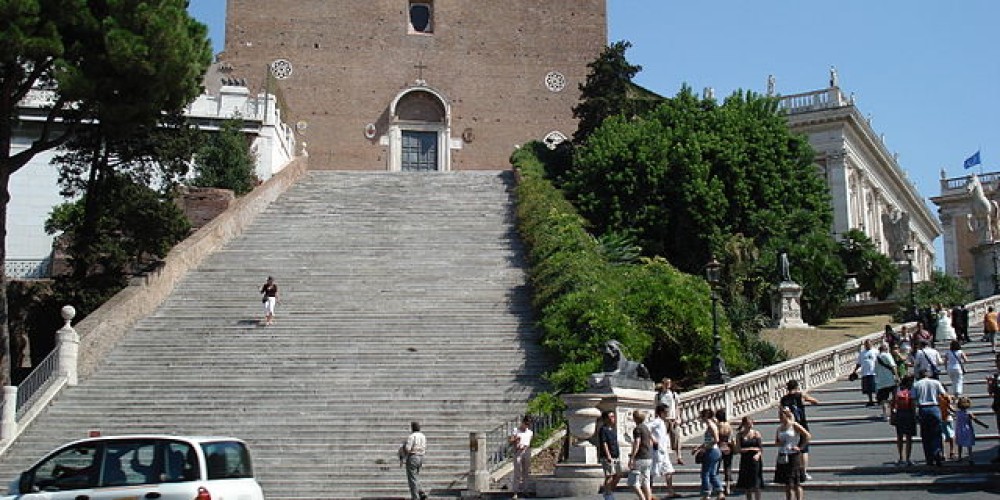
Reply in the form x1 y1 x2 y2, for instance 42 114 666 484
779 379 819 480
260 276 279 326
598 410 623 500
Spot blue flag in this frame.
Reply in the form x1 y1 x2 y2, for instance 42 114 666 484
964 150 981 169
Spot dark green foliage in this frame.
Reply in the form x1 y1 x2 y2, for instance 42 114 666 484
46 172 190 282
563 86 841 324
783 232 847 325
572 41 648 144
513 143 749 393
192 120 258 195
837 229 898 300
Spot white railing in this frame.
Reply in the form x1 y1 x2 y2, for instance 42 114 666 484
675 293 1000 442
5 259 51 279
778 88 848 114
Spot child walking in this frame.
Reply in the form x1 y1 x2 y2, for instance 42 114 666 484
954 396 990 463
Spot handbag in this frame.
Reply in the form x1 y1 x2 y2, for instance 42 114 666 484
694 449 705 464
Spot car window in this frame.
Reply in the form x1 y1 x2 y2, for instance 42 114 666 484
102 440 161 486
201 441 254 479
31 443 100 492
163 441 199 482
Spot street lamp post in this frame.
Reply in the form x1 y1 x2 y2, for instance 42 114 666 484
705 258 730 385
903 245 916 321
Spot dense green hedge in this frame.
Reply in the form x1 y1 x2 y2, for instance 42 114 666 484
513 143 748 394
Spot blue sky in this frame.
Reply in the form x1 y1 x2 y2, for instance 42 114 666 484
188 1 1000 264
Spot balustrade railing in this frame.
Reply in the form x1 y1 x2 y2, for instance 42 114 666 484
484 411 562 473
676 293 1000 443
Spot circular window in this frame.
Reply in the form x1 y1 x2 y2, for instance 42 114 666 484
543 131 567 150
545 71 567 93
270 59 293 80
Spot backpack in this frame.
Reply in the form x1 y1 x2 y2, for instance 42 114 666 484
895 388 914 410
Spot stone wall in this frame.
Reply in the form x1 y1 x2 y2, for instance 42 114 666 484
178 186 237 230
223 0 607 170
74 156 308 380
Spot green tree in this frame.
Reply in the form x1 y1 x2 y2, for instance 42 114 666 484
896 271 973 321
837 229 898 300
192 119 258 195
563 86 834 287
45 172 191 312
571 40 643 144
0 0 211 383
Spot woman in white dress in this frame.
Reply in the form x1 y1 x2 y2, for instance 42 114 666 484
935 307 957 344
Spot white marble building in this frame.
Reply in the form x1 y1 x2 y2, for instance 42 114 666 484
776 77 940 285
8 71 297 279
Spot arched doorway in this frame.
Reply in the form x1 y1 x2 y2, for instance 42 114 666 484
388 87 451 171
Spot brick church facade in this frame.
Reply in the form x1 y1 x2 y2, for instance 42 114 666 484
222 1 607 171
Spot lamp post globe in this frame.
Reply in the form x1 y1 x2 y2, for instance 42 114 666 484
704 258 730 385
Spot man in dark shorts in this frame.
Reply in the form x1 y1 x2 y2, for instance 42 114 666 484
598 410 624 500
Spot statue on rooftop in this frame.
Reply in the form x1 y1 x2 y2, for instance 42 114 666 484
829 66 839 87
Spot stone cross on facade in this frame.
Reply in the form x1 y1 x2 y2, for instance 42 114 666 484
414 61 428 86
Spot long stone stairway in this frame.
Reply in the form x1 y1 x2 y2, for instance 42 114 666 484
0 171 548 499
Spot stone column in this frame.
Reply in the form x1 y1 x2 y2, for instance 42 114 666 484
56 305 79 386
467 432 489 494
1 385 16 442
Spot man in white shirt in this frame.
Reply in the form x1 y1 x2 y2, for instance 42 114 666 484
400 421 427 500
910 340 942 380
912 369 948 466
508 416 534 499
850 339 879 406
646 405 677 498
657 378 683 464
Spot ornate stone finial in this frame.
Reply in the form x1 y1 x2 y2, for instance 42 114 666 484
60 305 76 327
829 66 839 87
766 74 776 96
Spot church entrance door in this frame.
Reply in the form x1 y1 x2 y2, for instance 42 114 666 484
401 130 438 171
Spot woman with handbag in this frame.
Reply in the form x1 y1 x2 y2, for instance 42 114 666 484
945 340 969 396
691 408 724 500
774 406 811 500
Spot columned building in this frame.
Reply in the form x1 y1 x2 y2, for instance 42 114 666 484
932 170 1000 296
776 79 940 284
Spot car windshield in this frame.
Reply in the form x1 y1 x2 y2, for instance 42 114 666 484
201 441 254 479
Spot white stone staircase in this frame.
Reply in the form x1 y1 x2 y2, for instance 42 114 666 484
0 171 547 499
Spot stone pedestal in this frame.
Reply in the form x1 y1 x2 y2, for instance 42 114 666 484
970 242 1000 299
534 388 654 498
771 281 812 329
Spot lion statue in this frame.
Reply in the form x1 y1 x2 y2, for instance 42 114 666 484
589 340 652 390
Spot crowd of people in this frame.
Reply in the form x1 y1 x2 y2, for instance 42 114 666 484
850 308 1000 470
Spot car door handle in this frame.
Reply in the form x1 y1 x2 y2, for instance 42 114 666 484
74 496 90 500
145 493 162 499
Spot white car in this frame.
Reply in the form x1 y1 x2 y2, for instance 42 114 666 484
3 435 265 499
